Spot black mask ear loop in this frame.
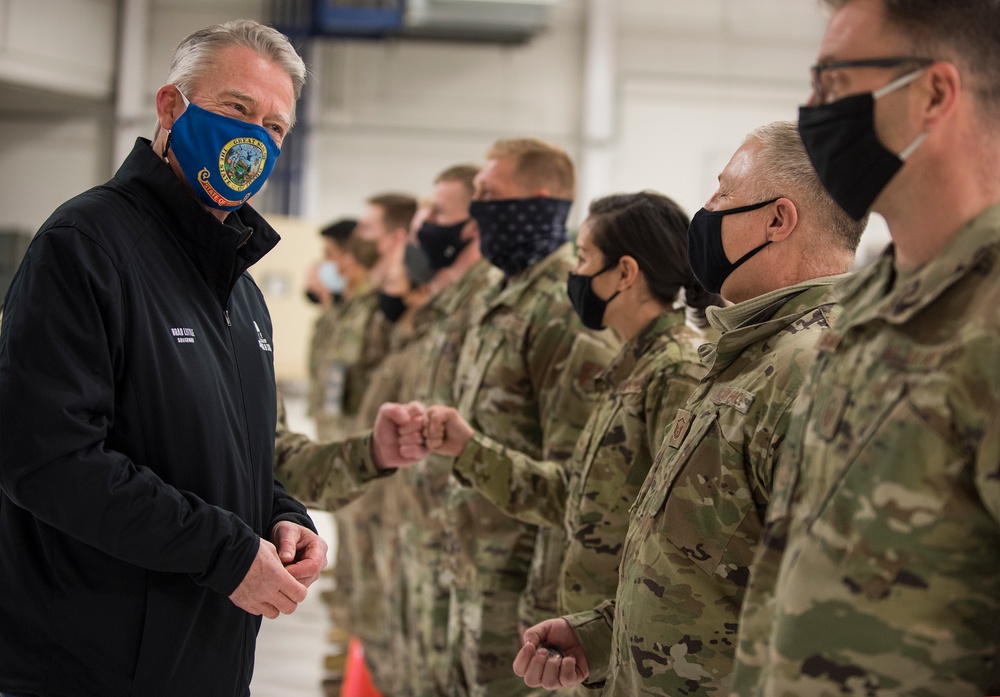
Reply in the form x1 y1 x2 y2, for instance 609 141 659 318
727 198 780 268
596 260 623 305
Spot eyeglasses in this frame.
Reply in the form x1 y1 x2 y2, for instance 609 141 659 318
810 56 935 104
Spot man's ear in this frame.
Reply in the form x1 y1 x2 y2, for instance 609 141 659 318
155 85 185 133
920 61 961 131
767 198 799 242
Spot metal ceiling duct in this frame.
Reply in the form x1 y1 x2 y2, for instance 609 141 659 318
268 0 560 44
404 0 561 43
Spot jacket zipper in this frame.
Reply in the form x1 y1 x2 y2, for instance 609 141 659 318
223 306 257 532
223 302 258 695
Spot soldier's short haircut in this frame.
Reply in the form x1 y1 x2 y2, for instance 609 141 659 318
435 164 480 199
367 193 419 234
485 138 576 199
746 121 868 254
821 0 1000 120
155 20 305 140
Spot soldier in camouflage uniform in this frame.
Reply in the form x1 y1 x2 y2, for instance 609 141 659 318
345 239 441 697
424 139 620 697
513 122 867 695
418 192 714 638
298 219 383 693
332 193 418 696
307 220 383 440
729 3 1000 695
282 195 415 694
274 385 421 697
393 165 505 697
272 392 426 692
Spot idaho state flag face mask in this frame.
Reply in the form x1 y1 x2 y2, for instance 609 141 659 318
166 90 280 211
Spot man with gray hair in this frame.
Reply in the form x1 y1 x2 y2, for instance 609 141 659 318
512 121 866 695
0 19 326 696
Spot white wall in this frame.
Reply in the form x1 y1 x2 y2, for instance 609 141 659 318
0 0 118 98
0 0 118 232
0 116 112 232
303 0 588 223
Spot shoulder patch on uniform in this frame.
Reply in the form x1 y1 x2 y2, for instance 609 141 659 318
815 383 849 442
577 360 605 390
667 409 694 448
709 384 755 414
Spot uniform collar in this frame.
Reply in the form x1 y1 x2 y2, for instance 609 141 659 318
596 308 687 389
835 201 1000 329
489 242 574 311
707 274 848 333
700 279 839 378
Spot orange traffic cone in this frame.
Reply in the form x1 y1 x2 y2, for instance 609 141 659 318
340 637 382 697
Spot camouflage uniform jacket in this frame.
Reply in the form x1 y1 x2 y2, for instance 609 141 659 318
448 243 620 624
732 203 1000 697
397 259 502 696
451 309 706 615
567 277 843 695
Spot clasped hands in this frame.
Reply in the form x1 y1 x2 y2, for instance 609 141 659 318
228 520 328 620
371 401 476 469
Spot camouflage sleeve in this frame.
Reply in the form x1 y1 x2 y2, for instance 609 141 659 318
274 395 388 510
565 603 615 687
452 431 568 528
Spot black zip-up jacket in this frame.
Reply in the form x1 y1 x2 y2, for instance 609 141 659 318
0 139 315 696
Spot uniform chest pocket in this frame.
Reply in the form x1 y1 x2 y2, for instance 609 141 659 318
805 381 968 599
641 409 764 582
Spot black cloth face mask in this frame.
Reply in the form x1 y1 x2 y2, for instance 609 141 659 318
470 197 572 277
798 68 928 221
417 219 472 271
687 198 779 295
567 263 619 331
378 291 407 324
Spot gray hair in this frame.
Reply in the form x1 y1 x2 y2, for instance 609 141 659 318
745 120 867 253
155 19 306 138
